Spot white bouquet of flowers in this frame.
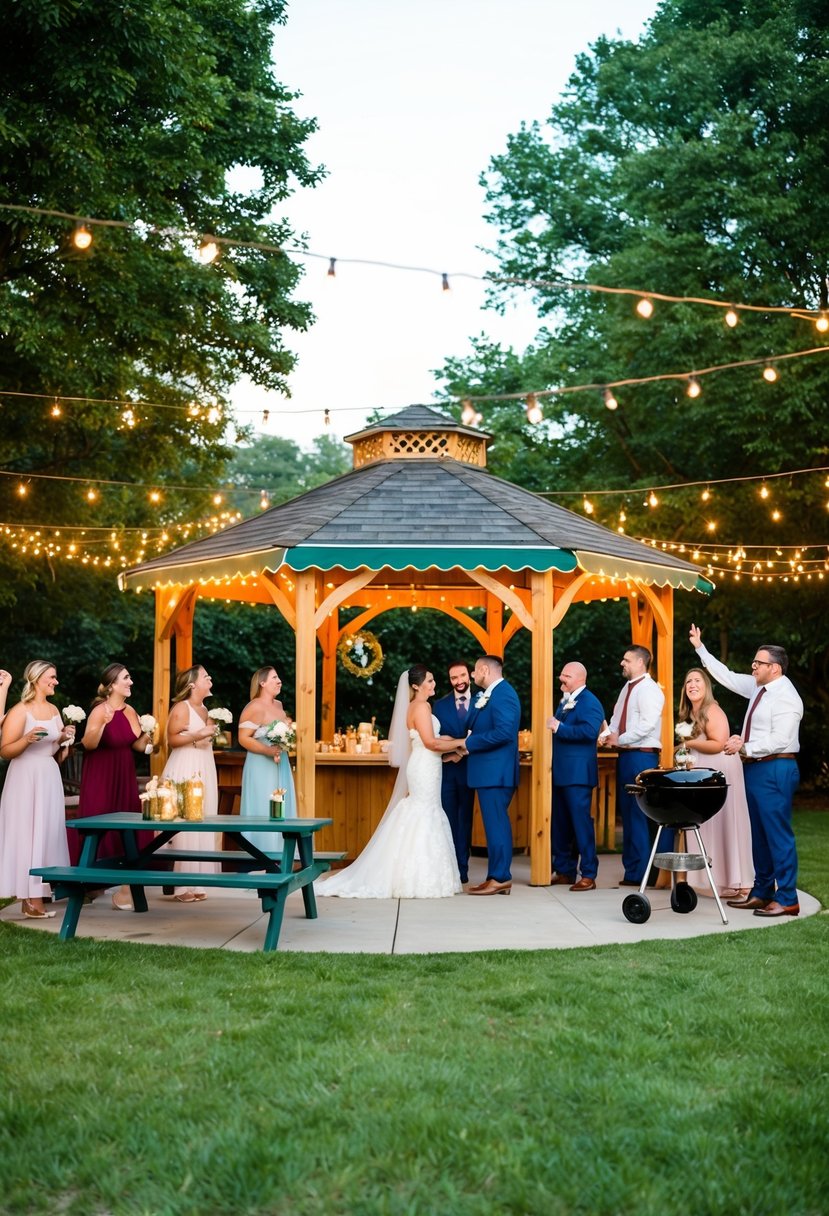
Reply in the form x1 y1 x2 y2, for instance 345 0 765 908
63 705 86 725
675 721 695 740
256 719 297 755
139 713 158 735
209 707 233 725
674 719 695 768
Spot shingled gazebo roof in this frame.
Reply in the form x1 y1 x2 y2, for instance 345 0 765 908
120 405 710 593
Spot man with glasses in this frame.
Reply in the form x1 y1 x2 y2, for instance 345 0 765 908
689 624 803 917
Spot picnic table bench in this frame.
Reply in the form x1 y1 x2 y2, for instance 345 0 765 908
31 813 337 953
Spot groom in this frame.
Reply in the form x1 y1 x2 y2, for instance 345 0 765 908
462 655 521 895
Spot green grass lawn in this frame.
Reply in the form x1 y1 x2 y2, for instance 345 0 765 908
1 812 827 1216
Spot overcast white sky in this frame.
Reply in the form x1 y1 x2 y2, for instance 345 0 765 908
233 0 657 447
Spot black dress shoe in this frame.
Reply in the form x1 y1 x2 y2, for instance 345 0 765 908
619 879 642 887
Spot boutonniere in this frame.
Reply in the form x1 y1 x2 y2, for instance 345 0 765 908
474 692 490 710
561 696 578 713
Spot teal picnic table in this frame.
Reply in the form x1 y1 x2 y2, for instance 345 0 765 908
31 813 335 952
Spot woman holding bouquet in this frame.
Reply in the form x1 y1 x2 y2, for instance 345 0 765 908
0 660 75 918
676 667 753 898
74 663 156 909
238 666 296 854
161 665 220 901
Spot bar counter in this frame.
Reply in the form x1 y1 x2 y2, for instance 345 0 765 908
214 749 620 860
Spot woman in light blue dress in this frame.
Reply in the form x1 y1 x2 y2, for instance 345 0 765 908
238 666 296 855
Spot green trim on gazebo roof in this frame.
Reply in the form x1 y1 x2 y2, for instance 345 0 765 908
284 544 578 574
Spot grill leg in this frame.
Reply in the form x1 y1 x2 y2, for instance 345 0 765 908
691 826 728 925
638 834 662 895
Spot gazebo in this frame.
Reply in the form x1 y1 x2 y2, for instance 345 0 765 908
120 404 710 884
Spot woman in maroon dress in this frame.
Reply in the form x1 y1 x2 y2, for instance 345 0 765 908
74 663 155 909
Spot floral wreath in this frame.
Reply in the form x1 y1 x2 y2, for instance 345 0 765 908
337 630 384 680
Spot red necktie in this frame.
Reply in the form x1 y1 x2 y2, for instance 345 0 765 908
618 677 644 735
743 686 766 742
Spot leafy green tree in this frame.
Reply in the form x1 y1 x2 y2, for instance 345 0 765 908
0 0 323 686
436 0 829 775
226 433 351 512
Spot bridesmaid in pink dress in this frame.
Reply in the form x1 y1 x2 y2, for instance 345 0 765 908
676 667 754 898
0 660 76 918
74 663 156 909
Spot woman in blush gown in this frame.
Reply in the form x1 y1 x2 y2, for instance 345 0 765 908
238 665 296 856
74 663 156 910
676 667 754 898
318 665 465 899
0 666 10 725
161 665 220 902
0 660 76 918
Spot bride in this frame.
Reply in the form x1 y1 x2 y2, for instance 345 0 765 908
317 665 465 898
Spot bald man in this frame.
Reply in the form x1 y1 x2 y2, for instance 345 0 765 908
547 661 605 891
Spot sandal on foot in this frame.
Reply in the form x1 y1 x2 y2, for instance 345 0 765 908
22 900 56 919
173 893 197 903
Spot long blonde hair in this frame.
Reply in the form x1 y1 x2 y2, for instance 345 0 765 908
20 660 55 703
249 666 276 700
678 667 716 737
172 665 203 704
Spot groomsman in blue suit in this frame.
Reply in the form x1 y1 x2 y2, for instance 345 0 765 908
433 660 477 885
463 655 521 896
547 661 605 891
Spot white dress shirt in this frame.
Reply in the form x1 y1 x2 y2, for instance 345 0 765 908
697 644 802 757
609 674 664 748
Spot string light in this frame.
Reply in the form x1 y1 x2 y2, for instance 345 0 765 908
85 487 98 502
583 498 594 514
261 409 270 425
198 238 219 264
148 490 162 504
441 273 450 292
647 491 658 508
762 365 779 382
50 401 62 419
701 487 711 502
636 297 654 319
212 494 223 506
324 408 331 427
71 224 93 250
724 308 739 328
604 388 618 411
771 508 782 521
525 393 543 424
816 313 829 333
327 257 336 278
16 483 28 498
686 377 701 398
121 408 137 428
759 484 769 499
259 491 270 510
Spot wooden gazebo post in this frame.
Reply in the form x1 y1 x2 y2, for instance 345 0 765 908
294 570 318 817
529 570 554 885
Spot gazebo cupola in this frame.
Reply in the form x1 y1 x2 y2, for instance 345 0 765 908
347 404 490 469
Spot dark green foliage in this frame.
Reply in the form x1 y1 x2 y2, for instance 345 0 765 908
436 0 829 776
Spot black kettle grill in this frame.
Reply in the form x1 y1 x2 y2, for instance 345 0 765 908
621 767 730 925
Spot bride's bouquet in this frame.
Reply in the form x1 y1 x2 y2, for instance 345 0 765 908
255 719 297 756
674 719 695 769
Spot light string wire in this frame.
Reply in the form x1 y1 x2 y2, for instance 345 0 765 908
1 202 828 321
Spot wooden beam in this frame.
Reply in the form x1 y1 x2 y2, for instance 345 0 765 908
258 572 297 630
467 569 534 631
313 568 377 630
529 570 553 885
320 610 338 740
294 571 317 817
151 588 174 776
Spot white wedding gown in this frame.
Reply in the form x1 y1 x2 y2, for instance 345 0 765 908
317 716 461 898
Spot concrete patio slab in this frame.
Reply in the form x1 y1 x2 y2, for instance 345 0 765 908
2 852 820 953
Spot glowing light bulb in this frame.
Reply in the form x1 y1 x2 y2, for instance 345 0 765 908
259 493 270 510
701 488 711 502
771 508 782 521
604 388 618 411
686 377 701 399
50 401 62 419
17 483 28 497
706 521 716 532
212 493 223 506
86 488 98 502
72 224 93 250
816 313 829 333
583 498 594 515
724 308 739 328
648 491 658 508
149 490 161 504
198 238 219 264
618 510 626 523
525 393 543 425
759 484 769 499
636 297 654 318
762 365 778 383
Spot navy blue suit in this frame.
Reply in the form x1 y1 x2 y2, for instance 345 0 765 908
551 688 605 880
465 680 521 883
433 692 476 882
